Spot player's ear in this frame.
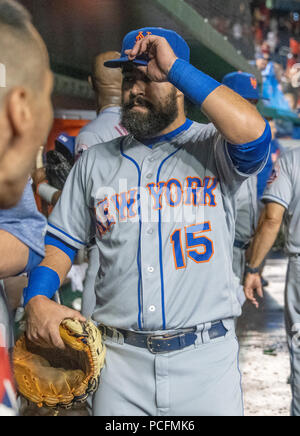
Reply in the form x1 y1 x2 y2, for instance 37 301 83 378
6 87 34 136
175 87 184 99
176 90 185 112
175 87 185 106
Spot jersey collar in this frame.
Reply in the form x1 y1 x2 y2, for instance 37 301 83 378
140 119 193 148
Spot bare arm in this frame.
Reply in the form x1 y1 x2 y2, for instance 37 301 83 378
25 245 86 349
201 86 266 145
0 230 29 278
126 35 266 145
244 202 285 307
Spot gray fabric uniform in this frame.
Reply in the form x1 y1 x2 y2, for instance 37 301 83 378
262 147 300 416
93 319 242 416
75 106 127 158
48 121 264 416
233 176 258 305
0 281 13 351
75 107 127 318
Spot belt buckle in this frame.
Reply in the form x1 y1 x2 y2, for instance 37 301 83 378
146 332 186 354
147 335 163 354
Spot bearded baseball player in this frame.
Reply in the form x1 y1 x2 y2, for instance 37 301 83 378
244 147 300 416
24 27 271 416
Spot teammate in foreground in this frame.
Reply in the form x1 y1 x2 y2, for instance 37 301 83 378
0 0 53 415
0 0 53 208
0 179 47 351
24 27 271 416
244 147 300 416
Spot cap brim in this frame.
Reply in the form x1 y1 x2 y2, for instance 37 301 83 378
104 56 148 68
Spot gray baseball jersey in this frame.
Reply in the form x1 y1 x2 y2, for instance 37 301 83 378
75 107 127 157
0 283 13 350
48 120 262 331
235 177 258 244
233 176 258 288
75 107 127 318
262 147 300 254
261 147 300 416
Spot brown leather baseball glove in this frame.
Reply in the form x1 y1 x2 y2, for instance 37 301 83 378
13 319 105 409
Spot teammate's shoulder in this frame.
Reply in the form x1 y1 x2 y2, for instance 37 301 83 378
79 117 103 135
99 106 122 118
82 136 126 157
81 108 121 130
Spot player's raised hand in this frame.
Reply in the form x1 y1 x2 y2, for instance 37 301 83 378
243 272 264 309
125 35 178 82
25 295 86 349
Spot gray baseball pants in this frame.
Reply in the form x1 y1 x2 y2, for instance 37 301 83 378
92 319 244 416
285 256 300 416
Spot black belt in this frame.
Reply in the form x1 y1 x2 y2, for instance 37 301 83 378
99 321 228 354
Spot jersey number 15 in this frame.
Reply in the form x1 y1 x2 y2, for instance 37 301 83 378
170 222 214 269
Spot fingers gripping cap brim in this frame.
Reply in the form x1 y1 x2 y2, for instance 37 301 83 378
104 56 148 68
105 27 190 68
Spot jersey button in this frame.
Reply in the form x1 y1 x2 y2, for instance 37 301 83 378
146 173 153 179
147 227 153 235
147 266 154 273
149 305 156 312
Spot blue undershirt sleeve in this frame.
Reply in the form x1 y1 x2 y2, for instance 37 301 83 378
226 121 271 175
22 248 44 274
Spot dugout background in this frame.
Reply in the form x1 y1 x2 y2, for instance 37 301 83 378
19 0 258 111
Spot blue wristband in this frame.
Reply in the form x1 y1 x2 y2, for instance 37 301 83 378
168 59 220 106
23 266 60 307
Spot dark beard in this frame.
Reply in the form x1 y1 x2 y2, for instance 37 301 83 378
121 89 178 141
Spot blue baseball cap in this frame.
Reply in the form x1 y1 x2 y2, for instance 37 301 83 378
55 133 76 158
104 27 190 68
222 72 260 101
